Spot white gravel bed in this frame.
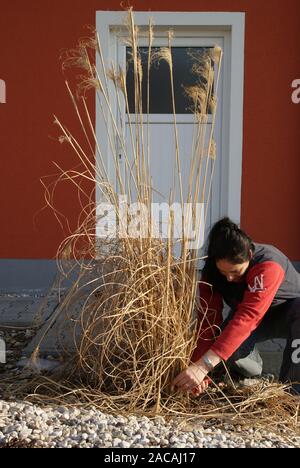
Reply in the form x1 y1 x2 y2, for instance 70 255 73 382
0 400 299 448
0 326 299 449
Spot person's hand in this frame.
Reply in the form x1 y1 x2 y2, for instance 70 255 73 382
171 363 208 394
192 378 211 396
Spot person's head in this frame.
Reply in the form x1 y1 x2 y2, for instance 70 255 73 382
207 217 254 282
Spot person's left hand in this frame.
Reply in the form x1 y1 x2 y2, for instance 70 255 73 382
171 364 208 394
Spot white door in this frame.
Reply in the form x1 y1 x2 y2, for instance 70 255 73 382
96 11 245 261
116 31 224 256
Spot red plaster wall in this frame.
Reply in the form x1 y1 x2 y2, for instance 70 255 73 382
0 0 299 259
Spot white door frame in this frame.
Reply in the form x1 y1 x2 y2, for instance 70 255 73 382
96 11 245 224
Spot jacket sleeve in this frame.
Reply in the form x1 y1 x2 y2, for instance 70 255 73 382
191 277 223 362
210 261 285 361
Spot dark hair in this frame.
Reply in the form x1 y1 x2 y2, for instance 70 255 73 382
207 217 254 264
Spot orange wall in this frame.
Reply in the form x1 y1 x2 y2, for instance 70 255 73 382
0 0 300 259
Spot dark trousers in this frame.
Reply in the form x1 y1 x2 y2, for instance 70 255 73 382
223 298 300 390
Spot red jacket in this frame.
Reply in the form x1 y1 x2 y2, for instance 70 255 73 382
191 280 223 362
191 242 300 362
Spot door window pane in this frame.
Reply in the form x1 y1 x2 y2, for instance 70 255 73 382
126 46 214 114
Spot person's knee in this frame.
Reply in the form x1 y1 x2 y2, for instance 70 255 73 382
230 357 263 378
228 347 263 378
